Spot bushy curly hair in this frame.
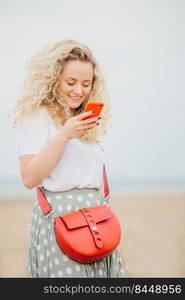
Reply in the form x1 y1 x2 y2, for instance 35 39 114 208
12 39 112 144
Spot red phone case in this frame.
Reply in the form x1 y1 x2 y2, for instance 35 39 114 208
82 102 104 121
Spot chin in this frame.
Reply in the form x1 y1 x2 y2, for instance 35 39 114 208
69 103 81 109
68 100 83 109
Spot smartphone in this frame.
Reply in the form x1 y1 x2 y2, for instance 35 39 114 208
82 102 104 121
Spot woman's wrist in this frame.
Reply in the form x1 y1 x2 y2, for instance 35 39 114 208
58 128 70 143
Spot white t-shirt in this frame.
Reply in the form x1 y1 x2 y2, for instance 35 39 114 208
18 108 105 192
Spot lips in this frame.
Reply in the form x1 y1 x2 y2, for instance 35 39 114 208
68 95 82 102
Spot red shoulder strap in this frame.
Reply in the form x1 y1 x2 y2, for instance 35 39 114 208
37 187 52 215
103 165 110 200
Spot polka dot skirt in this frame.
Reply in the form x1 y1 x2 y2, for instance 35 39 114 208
28 187 124 278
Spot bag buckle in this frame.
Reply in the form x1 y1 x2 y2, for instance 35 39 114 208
91 226 98 231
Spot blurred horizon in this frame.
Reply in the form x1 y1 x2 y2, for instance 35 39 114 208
1 176 185 199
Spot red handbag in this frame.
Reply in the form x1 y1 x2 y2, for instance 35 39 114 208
37 165 121 263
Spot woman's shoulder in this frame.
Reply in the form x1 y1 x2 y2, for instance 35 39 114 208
22 107 51 125
18 108 52 134
33 107 51 122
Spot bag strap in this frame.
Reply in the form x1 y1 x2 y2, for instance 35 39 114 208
103 164 110 200
96 143 110 200
37 186 52 216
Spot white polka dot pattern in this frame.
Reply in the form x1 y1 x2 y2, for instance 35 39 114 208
41 228 45 235
43 239 48 246
56 195 62 200
58 270 63 277
51 246 56 253
63 255 68 262
37 244 41 251
40 254 44 262
99 269 103 276
86 201 91 207
67 204 72 212
66 267 72 274
58 205 63 212
75 265 81 272
77 196 83 201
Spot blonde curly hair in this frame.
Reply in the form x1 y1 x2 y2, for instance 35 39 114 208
12 39 112 144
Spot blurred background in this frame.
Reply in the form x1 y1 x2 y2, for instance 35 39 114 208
0 0 185 277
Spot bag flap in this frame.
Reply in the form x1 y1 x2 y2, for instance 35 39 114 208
61 205 114 230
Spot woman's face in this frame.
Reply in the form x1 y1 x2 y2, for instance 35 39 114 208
57 60 94 110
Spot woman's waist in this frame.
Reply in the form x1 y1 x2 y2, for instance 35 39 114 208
39 180 103 192
37 186 106 217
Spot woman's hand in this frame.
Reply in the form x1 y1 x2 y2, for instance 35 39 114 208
62 111 101 140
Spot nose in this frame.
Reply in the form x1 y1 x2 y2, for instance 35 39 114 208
72 84 83 95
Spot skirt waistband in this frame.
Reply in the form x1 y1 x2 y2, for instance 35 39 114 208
36 187 108 219
40 187 101 195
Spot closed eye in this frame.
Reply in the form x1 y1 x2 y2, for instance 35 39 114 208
67 82 90 88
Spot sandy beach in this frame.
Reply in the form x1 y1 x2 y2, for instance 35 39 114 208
0 193 185 278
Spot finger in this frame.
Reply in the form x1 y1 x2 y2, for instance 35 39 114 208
85 123 99 130
86 125 97 130
79 123 97 130
80 116 100 125
77 110 94 120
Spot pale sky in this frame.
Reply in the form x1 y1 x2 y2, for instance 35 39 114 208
1 0 185 196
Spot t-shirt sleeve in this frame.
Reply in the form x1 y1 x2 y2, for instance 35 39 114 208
18 109 50 158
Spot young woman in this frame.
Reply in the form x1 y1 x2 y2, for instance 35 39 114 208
13 39 124 278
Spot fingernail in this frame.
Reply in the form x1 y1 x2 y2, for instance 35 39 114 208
98 117 101 119
96 123 99 125
91 110 95 113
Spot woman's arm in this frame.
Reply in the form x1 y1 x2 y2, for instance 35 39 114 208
20 130 69 189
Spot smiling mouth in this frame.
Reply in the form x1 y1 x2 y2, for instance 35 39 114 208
68 95 82 101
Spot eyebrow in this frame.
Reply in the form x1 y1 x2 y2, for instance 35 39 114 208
67 77 92 82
